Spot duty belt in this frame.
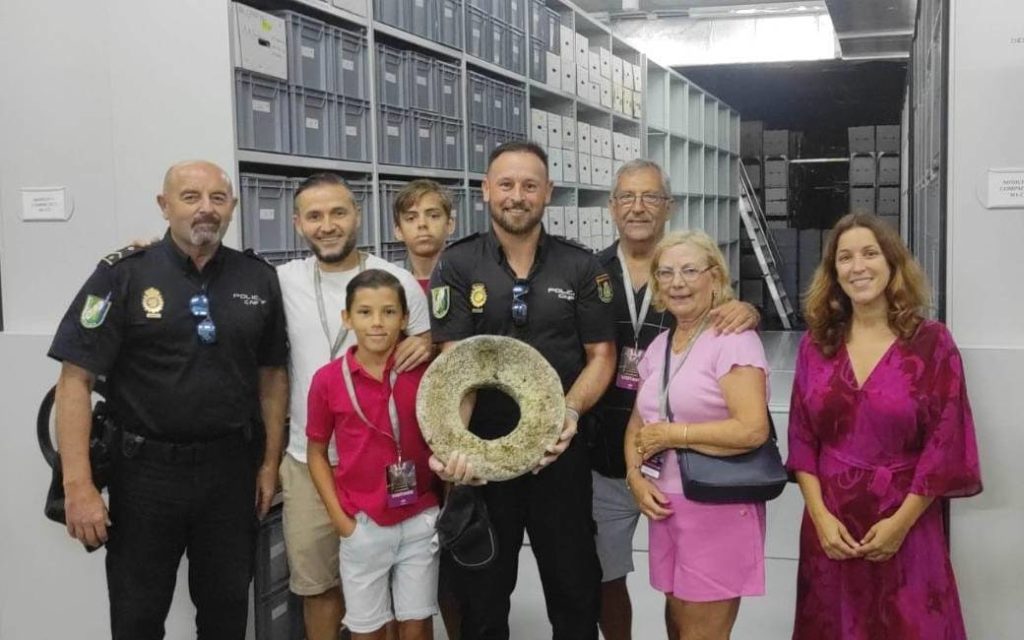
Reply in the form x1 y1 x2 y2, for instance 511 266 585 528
120 430 249 465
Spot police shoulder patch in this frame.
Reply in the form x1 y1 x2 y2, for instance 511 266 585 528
99 245 146 267
80 293 112 329
432 286 451 319
596 273 614 304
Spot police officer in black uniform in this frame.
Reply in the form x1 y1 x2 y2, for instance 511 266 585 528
428 141 617 640
49 160 289 640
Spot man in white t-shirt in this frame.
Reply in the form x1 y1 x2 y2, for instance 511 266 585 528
277 173 432 640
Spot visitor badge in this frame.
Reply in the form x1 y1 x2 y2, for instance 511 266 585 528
615 346 644 390
640 452 664 479
386 460 418 508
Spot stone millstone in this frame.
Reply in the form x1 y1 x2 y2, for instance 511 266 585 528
417 335 566 482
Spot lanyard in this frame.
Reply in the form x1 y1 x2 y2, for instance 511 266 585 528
341 355 404 461
659 316 709 422
314 253 366 360
616 245 652 347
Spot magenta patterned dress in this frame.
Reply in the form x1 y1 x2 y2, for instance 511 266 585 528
786 320 982 640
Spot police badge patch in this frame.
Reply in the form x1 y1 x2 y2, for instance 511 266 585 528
80 293 112 329
470 283 487 313
596 274 613 303
432 286 450 319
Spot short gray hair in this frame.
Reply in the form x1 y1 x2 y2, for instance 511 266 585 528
612 159 671 197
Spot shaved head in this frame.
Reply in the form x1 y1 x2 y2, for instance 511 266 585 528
163 160 234 197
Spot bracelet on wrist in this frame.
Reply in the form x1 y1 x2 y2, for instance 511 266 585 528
565 406 581 423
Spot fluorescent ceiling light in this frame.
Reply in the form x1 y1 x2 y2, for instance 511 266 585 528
688 1 828 19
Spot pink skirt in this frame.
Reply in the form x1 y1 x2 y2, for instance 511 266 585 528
648 494 766 602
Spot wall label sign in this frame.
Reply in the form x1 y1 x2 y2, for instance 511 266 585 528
986 169 1024 209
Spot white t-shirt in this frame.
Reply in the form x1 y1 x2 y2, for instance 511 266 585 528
277 254 430 463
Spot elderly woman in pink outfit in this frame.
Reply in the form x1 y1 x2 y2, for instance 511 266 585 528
624 230 770 640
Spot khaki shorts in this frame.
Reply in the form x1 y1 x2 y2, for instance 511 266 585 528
280 453 340 595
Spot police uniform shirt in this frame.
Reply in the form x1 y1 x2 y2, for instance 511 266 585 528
429 230 615 438
589 241 675 477
48 234 289 442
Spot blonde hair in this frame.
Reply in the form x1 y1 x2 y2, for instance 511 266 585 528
649 230 735 313
804 213 929 357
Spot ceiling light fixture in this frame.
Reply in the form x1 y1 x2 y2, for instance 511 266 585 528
687 1 828 20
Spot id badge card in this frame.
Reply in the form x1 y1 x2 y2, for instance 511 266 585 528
640 452 665 479
386 460 418 508
615 346 644 390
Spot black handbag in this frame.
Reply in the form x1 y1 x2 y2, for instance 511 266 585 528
37 381 116 546
662 329 788 504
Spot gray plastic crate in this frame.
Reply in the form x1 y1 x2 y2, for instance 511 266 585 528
466 6 491 61
530 0 548 48
468 0 491 11
544 8 560 53
278 11 333 92
764 159 788 188
876 125 901 154
470 124 492 172
382 241 409 268
411 110 441 167
436 59 462 118
467 72 491 125
849 156 876 185
335 96 371 161
378 180 409 242
529 37 545 82
378 105 411 165
877 186 900 215
508 27 525 75
439 117 464 169
877 155 900 185
505 84 526 134
348 178 378 248
448 184 466 224
490 17 505 66
848 126 876 154
409 52 437 112
489 81 507 129
254 584 303 640
235 70 291 153
289 87 334 158
254 507 289 595
439 0 463 49
410 0 433 39
374 0 404 29
508 0 525 30
240 174 297 254
467 186 487 235
850 187 876 214
376 44 408 108
333 27 369 100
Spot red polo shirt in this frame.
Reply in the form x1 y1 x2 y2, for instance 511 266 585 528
306 347 440 526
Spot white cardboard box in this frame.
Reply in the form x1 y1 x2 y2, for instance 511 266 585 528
546 112 563 148
561 116 576 150
597 127 612 158
588 51 601 80
632 63 642 90
548 147 564 182
577 122 590 154
593 156 612 187
599 47 612 79
602 211 616 246
546 52 561 89
588 81 600 105
560 26 574 64
589 125 603 157
547 205 564 236
622 89 633 118
613 132 626 160
562 204 577 239
578 152 592 184
563 149 577 182
600 76 613 108
577 208 591 247
575 33 589 63
631 136 641 159
531 108 548 146
561 63 576 95
613 83 623 113
576 65 589 96
590 208 605 248
612 56 623 86
231 3 288 80
632 91 643 119
622 61 633 89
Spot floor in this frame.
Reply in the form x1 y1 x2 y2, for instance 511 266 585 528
433 331 806 639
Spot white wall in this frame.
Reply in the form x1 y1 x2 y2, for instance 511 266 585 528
0 0 237 637
946 1 1024 638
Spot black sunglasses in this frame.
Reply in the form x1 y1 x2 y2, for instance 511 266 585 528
189 291 217 344
511 279 530 327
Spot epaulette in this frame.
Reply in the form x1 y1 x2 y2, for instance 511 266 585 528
550 234 596 254
99 245 146 267
243 248 277 269
446 232 480 249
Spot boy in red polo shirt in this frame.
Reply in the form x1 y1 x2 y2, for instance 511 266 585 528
306 269 441 640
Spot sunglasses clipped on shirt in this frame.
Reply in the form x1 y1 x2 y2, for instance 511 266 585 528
190 290 217 344
511 279 530 327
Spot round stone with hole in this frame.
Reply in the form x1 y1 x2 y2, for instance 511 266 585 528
416 335 566 482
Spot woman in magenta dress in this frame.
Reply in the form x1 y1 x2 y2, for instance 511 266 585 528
787 213 982 640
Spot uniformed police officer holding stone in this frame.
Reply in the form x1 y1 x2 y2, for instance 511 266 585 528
49 160 289 640
429 141 617 640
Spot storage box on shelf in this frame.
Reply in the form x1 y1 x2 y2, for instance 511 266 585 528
236 70 291 153
374 0 464 49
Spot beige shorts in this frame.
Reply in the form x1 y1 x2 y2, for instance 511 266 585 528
280 453 341 595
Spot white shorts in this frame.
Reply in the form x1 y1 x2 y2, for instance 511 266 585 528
592 470 641 582
339 507 440 633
